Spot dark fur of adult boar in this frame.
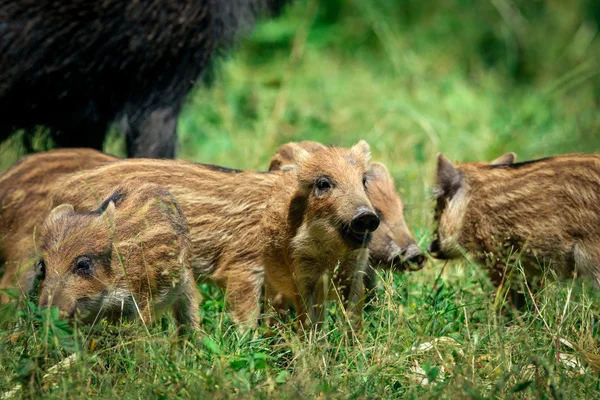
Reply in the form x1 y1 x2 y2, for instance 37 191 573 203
0 0 292 158
34 183 199 332
429 152 600 306
268 141 425 300
0 142 378 331
0 148 118 293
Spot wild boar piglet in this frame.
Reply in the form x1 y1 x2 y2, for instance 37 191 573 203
34 183 199 332
269 141 425 298
429 152 600 304
263 140 381 331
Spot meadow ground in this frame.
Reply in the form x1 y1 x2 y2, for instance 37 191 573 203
1 0 600 398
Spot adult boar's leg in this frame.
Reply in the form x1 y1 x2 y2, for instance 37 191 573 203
121 105 180 159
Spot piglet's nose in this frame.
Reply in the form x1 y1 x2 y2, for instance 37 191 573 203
402 244 426 270
350 207 380 234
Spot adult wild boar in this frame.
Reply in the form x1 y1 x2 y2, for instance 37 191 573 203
429 152 600 306
0 0 291 157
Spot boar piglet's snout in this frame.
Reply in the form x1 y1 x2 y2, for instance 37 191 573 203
343 206 380 247
350 207 380 234
393 244 425 271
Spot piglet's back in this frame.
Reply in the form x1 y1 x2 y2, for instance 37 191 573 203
458 153 600 279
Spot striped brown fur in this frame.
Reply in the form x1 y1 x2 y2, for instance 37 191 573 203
32 183 198 331
0 149 117 295
268 141 425 299
1 142 377 329
429 152 600 302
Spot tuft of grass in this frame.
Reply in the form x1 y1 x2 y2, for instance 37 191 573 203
2 0 600 397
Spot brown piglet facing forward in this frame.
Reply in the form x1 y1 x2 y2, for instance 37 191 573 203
33 183 199 332
268 141 425 297
429 152 600 305
262 141 380 331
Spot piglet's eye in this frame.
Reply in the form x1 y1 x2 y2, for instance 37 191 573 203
74 256 93 276
316 177 332 192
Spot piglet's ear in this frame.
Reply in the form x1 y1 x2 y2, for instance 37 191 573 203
490 152 517 165
369 162 392 182
350 140 371 167
269 143 295 171
267 157 282 171
101 200 116 219
292 144 311 166
47 204 75 222
435 153 463 198
100 200 116 231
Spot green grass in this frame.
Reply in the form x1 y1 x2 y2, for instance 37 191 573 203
2 0 600 397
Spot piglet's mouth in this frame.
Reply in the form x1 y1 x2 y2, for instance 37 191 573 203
70 297 103 323
341 226 372 247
